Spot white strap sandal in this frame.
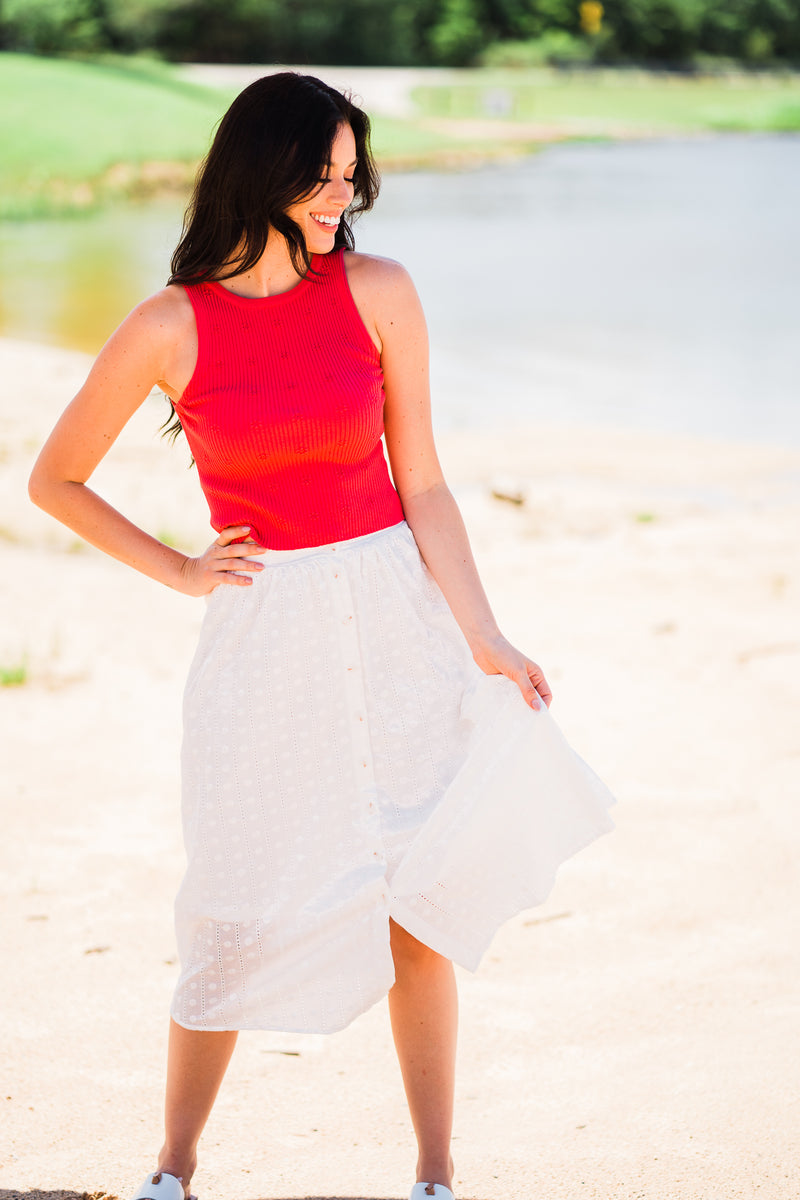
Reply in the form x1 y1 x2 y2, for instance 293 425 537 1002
131 1172 194 1200
409 1185 455 1200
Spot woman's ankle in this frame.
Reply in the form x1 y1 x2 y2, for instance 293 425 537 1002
416 1152 454 1191
155 1145 197 1196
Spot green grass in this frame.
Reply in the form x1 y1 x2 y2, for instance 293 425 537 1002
157 528 181 548
0 53 528 217
412 67 800 131
372 112 495 157
0 53 232 217
2 54 799 218
372 111 542 167
0 658 28 686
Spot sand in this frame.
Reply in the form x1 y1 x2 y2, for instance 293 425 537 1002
1 336 799 1200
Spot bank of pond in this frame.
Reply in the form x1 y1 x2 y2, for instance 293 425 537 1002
3 133 798 449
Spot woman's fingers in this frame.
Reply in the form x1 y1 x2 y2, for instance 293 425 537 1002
506 654 552 710
181 526 268 592
214 524 254 547
513 664 543 711
209 544 265 584
473 635 553 711
214 569 258 587
219 557 264 573
211 527 265 566
527 661 553 709
210 544 265 569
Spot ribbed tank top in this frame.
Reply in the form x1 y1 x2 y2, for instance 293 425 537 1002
175 248 405 550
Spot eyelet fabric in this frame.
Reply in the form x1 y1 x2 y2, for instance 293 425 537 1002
171 520 614 1033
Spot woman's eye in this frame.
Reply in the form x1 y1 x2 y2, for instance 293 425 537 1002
318 177 356 185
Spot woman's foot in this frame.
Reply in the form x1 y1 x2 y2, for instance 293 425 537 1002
131 1171 194 1200
155 1142 197 1199
409 1184 455 1200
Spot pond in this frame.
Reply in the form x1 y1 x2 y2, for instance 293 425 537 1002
2 133 798 445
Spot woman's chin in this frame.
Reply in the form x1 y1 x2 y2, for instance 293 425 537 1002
306 227 338 254
311 239 336 256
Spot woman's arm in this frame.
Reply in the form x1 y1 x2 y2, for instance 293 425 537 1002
28 287 264 595
349 254 551 710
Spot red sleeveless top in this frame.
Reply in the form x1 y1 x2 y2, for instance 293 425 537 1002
176 249 405 550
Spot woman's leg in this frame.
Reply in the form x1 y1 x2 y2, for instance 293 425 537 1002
155 1019 238 1193
388 919 457 1191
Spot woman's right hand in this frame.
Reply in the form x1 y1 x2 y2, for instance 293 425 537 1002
177 526 266 596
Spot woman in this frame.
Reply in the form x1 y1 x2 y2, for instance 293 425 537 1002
29 73 613 1200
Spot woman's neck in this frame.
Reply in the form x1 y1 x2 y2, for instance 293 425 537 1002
218 236 310 299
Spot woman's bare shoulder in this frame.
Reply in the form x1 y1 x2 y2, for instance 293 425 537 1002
342 251 423 335
342 249 414 291
121 283 196 343
87 284 198 402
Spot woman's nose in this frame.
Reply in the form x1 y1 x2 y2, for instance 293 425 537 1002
329 178 352 207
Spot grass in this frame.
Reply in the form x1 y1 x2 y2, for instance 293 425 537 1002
0 53 231 218
157 528 181 548
0 53 518 217
2 53 799 218
0 658 28 686
412 67 800 132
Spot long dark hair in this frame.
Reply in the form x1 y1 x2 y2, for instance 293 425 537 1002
163 71 380 441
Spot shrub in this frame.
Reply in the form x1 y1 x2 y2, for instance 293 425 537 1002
1 0 107 54
482 31 596 67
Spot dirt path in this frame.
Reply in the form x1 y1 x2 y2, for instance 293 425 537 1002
178 64 462 118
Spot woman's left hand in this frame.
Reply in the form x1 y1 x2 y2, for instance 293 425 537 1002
471 632 553 711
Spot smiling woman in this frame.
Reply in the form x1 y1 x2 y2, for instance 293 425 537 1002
161 74 379 441
169 72 378 282
284 123 357 237
266 123 355 253
27 70 614 1200
285 125 358 245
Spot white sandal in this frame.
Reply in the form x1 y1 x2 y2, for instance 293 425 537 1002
131 1172 195 1200
409 1185 455 1200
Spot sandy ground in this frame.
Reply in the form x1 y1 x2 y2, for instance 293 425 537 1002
1 336 799 1200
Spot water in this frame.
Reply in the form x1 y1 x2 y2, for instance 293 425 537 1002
0 200 183 353
356 134 800 446
2 134 798 445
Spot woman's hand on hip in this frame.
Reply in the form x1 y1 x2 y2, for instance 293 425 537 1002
178 526 266 596
471 632 553 711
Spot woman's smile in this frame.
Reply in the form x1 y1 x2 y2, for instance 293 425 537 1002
286 121 356 251
309 212 340 229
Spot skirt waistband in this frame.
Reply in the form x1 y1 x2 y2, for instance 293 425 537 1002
250 520 409 566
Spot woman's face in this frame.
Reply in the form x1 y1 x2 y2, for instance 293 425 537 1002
286 122 357 254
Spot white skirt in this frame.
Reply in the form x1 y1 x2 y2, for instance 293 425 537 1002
171 520 614 1033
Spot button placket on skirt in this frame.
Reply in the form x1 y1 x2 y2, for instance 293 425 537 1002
328 551 385 872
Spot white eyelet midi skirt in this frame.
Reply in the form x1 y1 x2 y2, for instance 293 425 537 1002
172 520 615 1033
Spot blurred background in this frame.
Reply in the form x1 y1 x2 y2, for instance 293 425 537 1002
2 8 800 1200
1 0 799 444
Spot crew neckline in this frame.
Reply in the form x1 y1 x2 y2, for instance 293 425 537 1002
205 253 325 305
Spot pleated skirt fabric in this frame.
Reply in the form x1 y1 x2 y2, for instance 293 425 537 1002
171 520 615 1034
